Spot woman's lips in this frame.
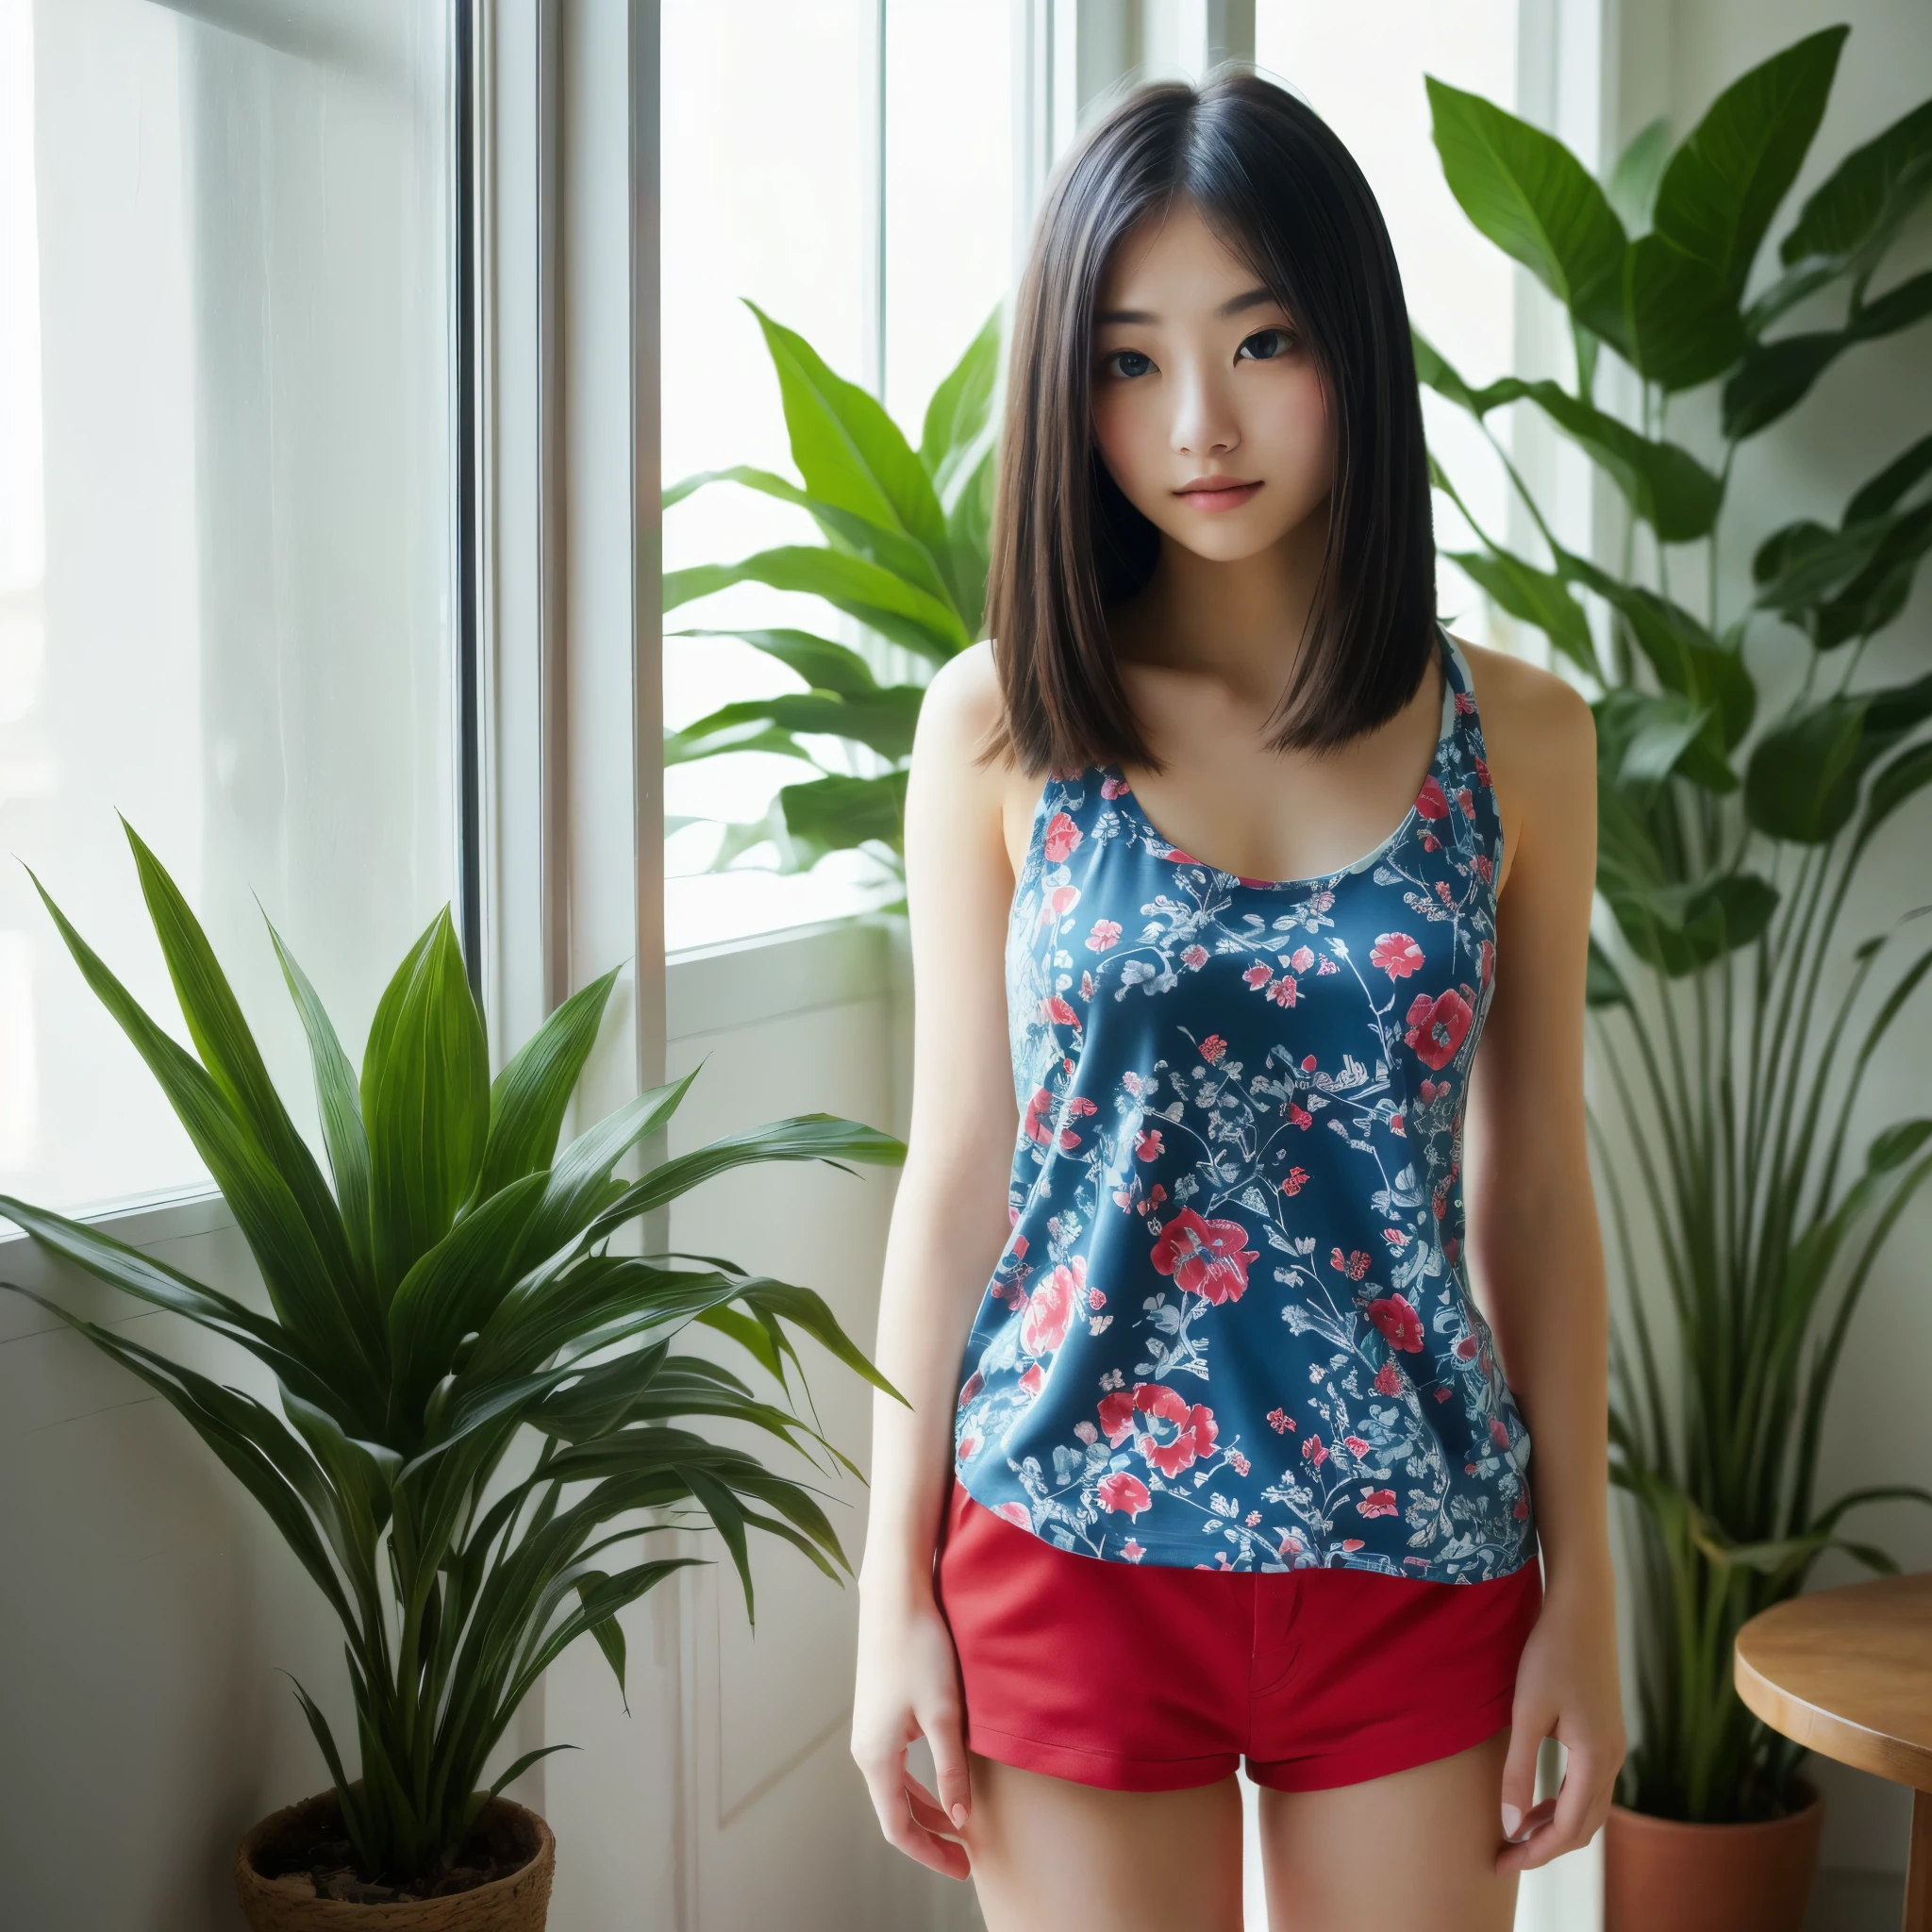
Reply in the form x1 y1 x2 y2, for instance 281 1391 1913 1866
1174 479 1262 512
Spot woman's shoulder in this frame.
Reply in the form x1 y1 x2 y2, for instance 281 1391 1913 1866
1454 631 1593 753
1450 632 1596 896
912 640 1031 797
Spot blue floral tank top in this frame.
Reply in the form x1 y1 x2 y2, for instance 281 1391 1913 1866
951 624 1537 1582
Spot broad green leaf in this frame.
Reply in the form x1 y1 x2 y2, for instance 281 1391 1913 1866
13 1287 356 1627
1415 338 1722 537
582 1112 907 1249
475 967 621 1202
745 301 949 560
361 908 491 1299
1724 269 1932 438
661 464 955 610
1857 739 1932 854
1812 502 1932 646
1558 549 1755 744
0 1191 339 1414
1601 870 1779 974
1844 430 1932 525
1780 96 1932 272
944 441 995 638
1411 329 1525 416
1607 117 1671 235
21 866 382 1413
1752 513 1890 611
774 769 912 869
1426 75 1628 344
1650 26 1845 299
919 307 1002 500
1443 546 1597 674
1722 330 1844 440
663 547 969 661
1595 687 1735 796
1525 381 1724 539
388 1172 551 1426
1743 695 1867 841
668 628 883 698
267 918 376 1296
121 824 368 1321
667 687 923 766
1621 232 1746 390
497 1063 707 1292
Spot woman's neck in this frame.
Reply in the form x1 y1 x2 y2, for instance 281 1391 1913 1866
1114 503 1331 712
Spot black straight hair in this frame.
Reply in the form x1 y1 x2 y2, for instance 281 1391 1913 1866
981 68 1439 778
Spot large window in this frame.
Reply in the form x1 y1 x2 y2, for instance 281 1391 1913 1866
0 0 465 1214
660 0 1014 954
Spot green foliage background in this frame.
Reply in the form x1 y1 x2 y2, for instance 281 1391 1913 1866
1422 25 1932 1822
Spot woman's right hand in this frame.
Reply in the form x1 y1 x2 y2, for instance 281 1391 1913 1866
851 1580 974 1881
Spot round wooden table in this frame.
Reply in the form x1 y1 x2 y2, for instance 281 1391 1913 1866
1735 1572 1932 1931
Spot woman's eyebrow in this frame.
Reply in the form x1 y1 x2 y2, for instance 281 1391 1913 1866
1218 285 1279 317
1095 286 1281 326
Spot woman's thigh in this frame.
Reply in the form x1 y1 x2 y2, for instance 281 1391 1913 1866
1257 1726 1520 1932
962 1750 1246 1932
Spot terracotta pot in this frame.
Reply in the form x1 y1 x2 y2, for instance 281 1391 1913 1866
1604 1779 1824 1932
234 1790 555 1932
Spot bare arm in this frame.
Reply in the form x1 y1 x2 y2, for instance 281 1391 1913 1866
852 641 1025 1874
1461 646 1624 1872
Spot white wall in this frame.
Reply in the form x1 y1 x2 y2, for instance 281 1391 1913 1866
1611 2 1932 1921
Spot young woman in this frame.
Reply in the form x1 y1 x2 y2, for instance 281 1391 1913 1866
852 70 1623 1930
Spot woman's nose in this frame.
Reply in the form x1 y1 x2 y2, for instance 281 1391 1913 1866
1171 364 1239 458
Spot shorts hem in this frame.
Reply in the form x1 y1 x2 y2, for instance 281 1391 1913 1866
1244 1687 1517 1792
965 1720 1239 1793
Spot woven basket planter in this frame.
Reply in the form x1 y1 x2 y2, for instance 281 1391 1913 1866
234 1791 555 1932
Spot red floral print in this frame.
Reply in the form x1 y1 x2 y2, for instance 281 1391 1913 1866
1125 1382 1219 1476
1021 1257 1084 1356
1150 1208 1259 1305
1367 1292 1425 1352
1405 986 1474 1069
1097 1471 1152 1517
1371 931 1424 978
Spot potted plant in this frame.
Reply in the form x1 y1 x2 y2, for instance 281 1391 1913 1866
0 824 908 1925
662 302 1000 909
1420 25 1932 1931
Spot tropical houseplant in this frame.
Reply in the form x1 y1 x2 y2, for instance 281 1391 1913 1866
0 824 907 1924
661 303 1001 908
1419 22 1932 1924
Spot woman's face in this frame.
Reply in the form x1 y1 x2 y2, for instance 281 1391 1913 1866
1090 198 1333 567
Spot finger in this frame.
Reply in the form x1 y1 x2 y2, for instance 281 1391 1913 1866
1535 1746 1598 1859
861 1759 969 1881
1492 1795 1559 1875
1507 1747 1600 1874
921 1695 974 1830
1497 1712 1545 1843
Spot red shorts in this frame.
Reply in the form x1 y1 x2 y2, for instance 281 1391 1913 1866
932 1475 1542 1793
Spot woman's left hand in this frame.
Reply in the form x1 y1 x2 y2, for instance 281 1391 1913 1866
1495 1562 1626 1874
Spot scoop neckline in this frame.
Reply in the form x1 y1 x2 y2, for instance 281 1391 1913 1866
1099 626 1461 895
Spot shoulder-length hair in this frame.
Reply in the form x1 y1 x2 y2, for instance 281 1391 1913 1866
981 68 1438 778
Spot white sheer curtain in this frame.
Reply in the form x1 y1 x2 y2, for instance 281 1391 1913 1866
0 0 458 1215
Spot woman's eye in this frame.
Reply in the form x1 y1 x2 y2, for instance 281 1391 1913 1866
1104 348 1155 379
1238 327 1295 361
